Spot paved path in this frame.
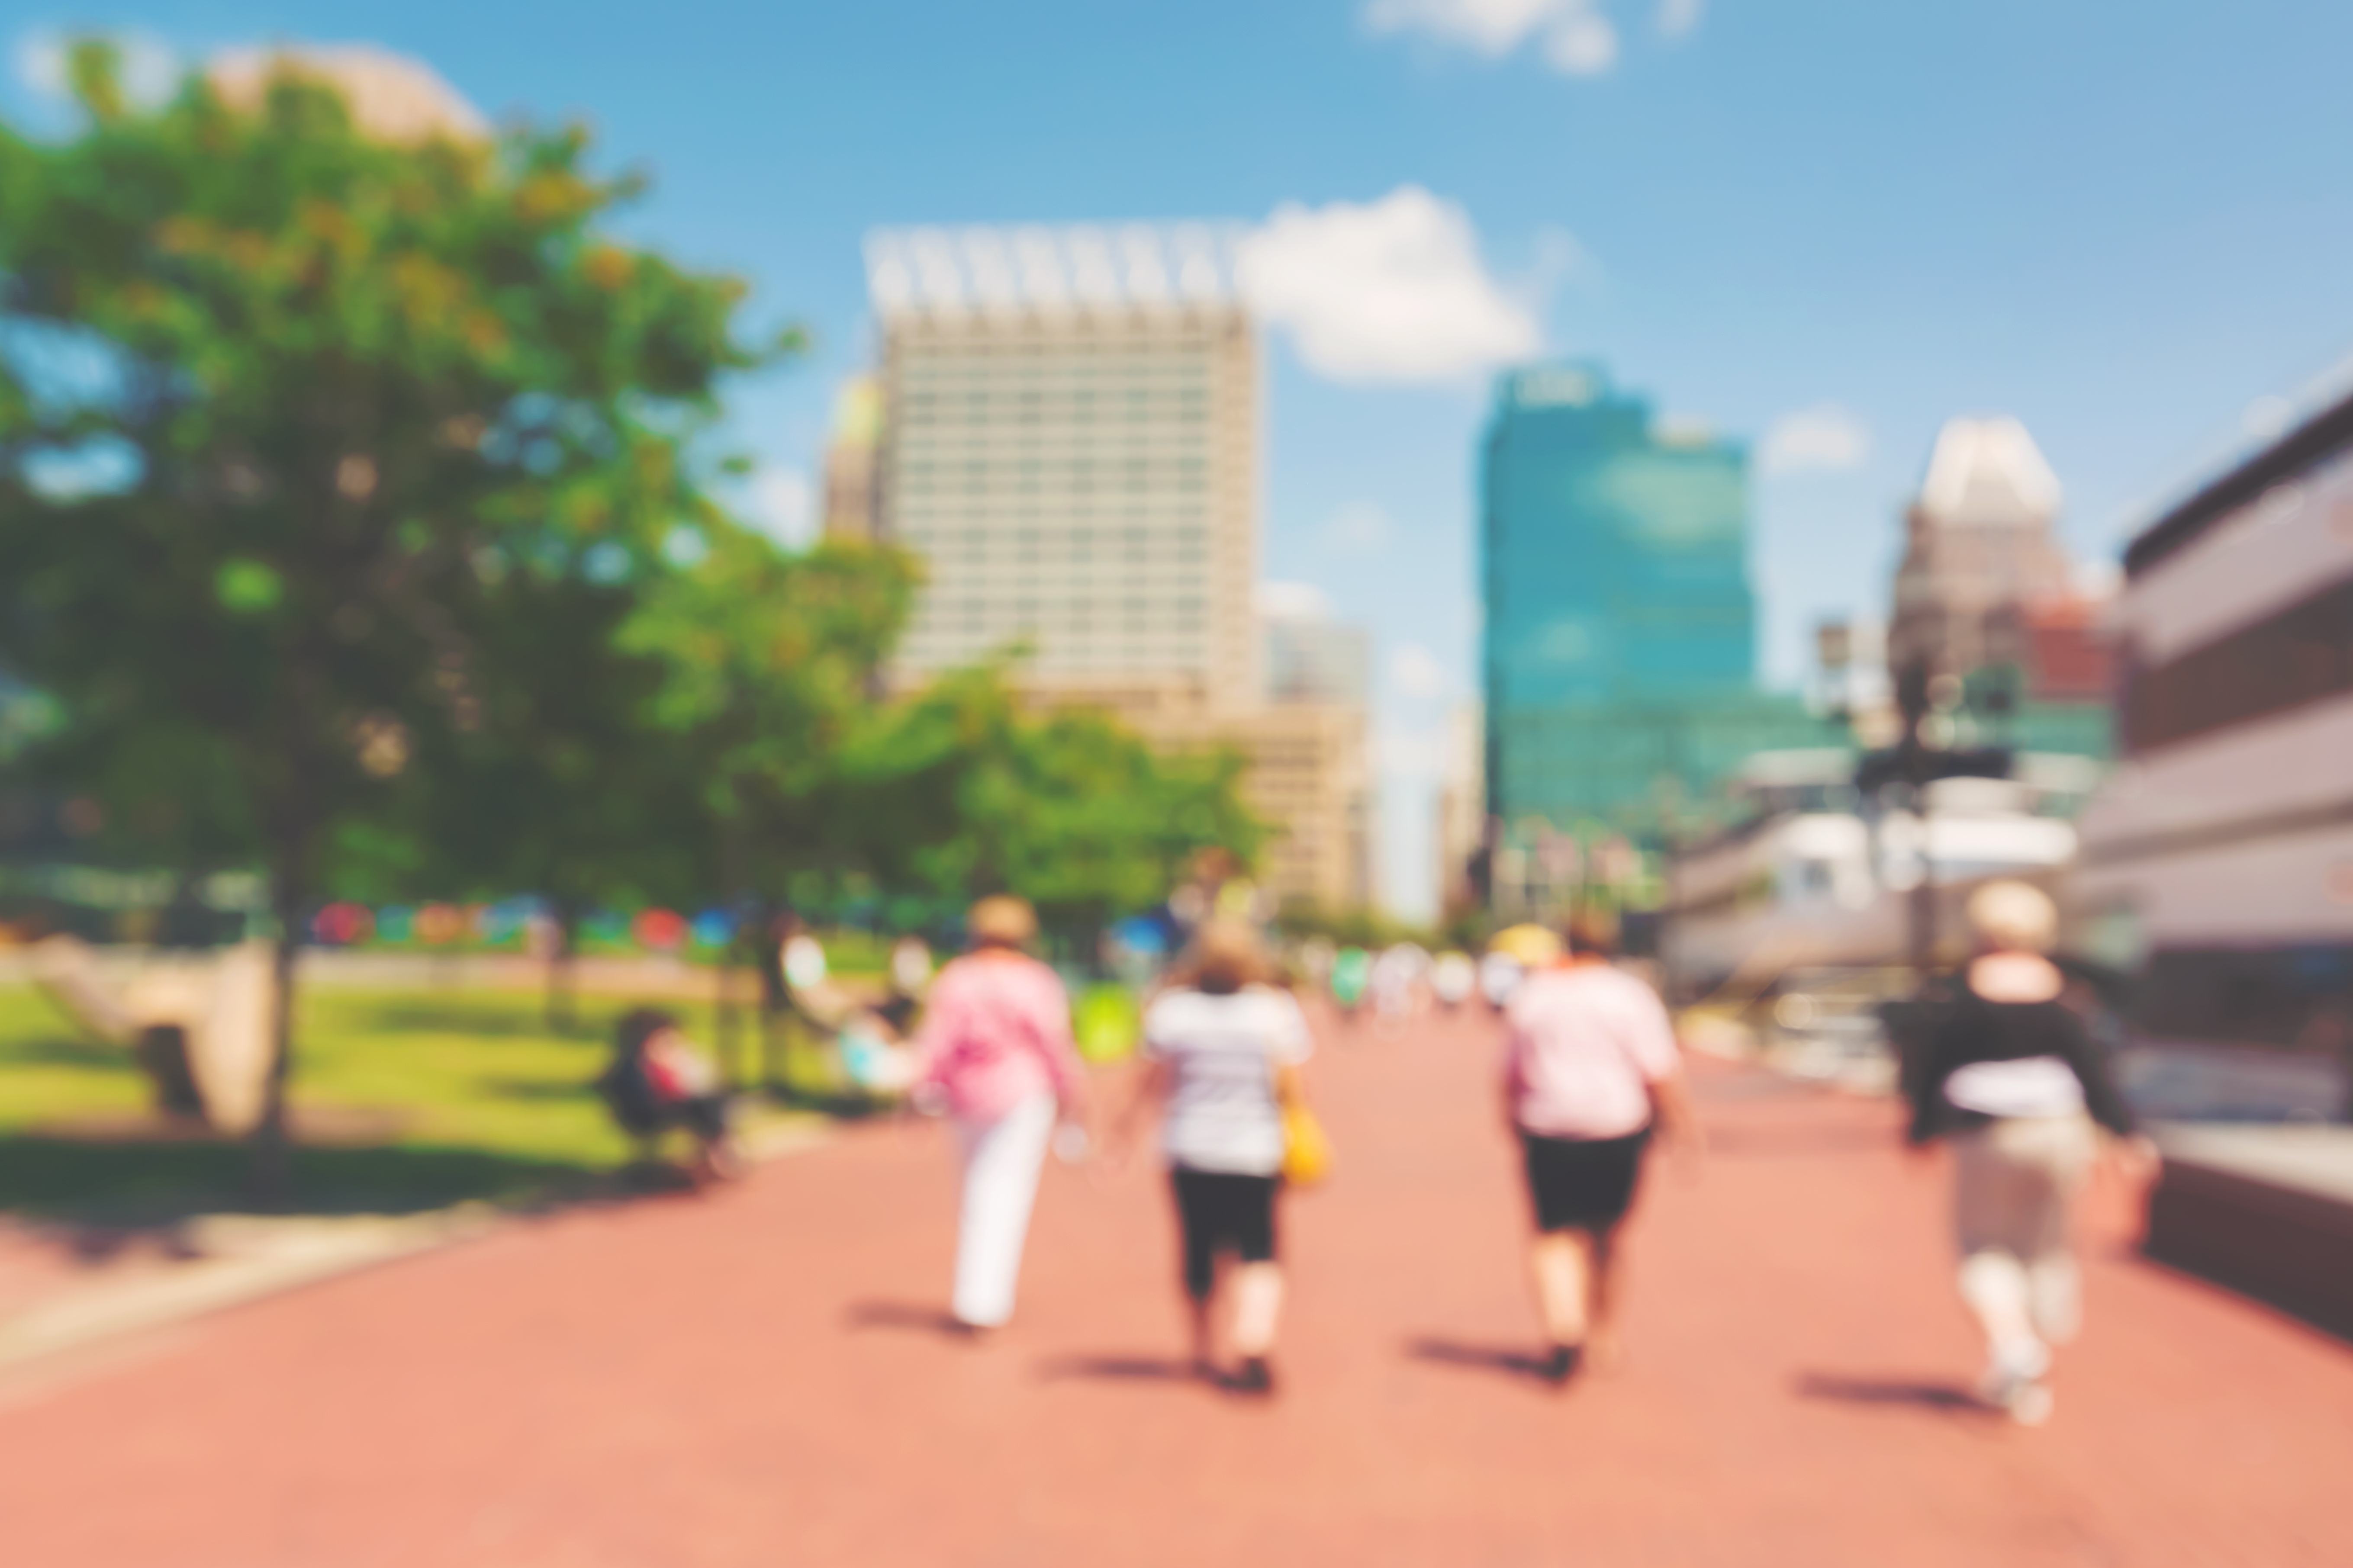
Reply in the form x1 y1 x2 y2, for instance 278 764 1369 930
3 1009 2350 1565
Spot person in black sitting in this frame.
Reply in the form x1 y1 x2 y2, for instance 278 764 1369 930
597 1007 742 1183
1901 880 2157 1426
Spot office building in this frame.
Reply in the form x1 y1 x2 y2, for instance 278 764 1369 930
821 376 883 543
1149 703 1374 914
1260 584 1370 708
1434 700 1486 917
862 223 1370 912
1479 362 1829 868
1888 417 2075 677
865 223 1257 719
2075 384 2353 1121
1887 417 2113 760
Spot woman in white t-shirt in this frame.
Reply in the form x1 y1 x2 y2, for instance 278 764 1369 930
1114 920 1313 1394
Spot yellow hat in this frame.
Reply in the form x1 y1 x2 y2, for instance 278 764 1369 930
1489 923 1562 967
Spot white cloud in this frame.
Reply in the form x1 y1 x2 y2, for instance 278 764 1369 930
14 28 181 107
1760 403 1871 476
1319 501 1397 554
1542 8 1619 75
744 466 817 549
1658 0 1704 40
1365 0 1622 78
1238 186 1541 384
1259 580 1333 620
1390 642 1452 700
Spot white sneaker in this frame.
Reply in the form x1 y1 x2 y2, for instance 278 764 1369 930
2007 1381 2054 1427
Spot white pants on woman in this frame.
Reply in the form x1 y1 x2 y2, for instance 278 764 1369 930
952 1091 1057 1328
1951 1114 2096 1378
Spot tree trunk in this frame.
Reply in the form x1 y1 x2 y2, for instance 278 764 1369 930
247 839 311 1204
545 899 579 1033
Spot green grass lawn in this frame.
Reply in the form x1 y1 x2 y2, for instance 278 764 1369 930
0 983 829 1220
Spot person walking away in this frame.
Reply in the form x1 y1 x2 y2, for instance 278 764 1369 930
1114 920 1314 1394
1901 880 2155 1425
911 897 1088 1335
1501 916 1700 1384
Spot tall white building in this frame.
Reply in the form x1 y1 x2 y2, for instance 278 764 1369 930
1889 416 2076 677
866 224 1258 718
860 225 1376 912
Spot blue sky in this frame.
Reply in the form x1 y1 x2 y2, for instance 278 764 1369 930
12 1 2353 917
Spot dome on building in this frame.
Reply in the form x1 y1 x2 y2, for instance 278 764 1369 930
206 45 486 145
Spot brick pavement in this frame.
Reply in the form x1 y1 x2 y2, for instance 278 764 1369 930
2 1007 2349 1566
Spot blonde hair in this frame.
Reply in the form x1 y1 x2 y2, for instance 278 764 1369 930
1966 880 2057 954
966 895 1038 950
1178 919 1264 995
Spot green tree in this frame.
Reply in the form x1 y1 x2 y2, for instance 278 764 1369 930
864 669 1267 956
0 47 775 1185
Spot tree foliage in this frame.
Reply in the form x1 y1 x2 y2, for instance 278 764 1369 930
0 45 770 1173
0 44 1272 1180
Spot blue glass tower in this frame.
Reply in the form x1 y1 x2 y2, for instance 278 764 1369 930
1481 362 1828 846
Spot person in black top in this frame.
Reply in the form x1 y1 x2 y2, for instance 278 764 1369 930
1899 880 2157 1426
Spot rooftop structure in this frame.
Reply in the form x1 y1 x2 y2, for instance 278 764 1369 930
864 224 1244 320
1889 416 2076 676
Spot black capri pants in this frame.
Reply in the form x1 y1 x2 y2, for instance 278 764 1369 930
1520 1127 1651 1234
1169 1166 1280 1301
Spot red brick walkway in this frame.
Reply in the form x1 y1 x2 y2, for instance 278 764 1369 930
3 1008 2350 1565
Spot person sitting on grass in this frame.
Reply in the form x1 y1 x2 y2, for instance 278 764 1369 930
596 1007 742 1184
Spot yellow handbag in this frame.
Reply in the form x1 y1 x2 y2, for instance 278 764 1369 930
1281 1102 1333 1187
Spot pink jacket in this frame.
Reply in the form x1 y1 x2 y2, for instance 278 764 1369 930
913 952 1083 1124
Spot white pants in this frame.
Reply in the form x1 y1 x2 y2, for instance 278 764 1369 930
1951 1115 2096 1378
951 1092 1057 1328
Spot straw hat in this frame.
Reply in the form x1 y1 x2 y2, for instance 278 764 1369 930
966 895 1039 948
1488 923 1563 967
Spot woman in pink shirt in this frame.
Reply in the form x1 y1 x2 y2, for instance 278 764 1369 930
912 896 1087 1333
1500 916 1699 1382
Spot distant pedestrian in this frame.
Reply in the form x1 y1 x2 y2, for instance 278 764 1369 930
1432 950 1477 1011
911 896 1088 1335
1330 945 1371 1015
1901 880 2155 1425
1500 915 1700 1383
1114 920 1315 1394
1369 942 1428 1030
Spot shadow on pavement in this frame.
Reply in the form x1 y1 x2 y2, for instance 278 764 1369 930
1404 1336 1555 1383
1794 1372 1988 1414
1033 1353 1202 1385
0 1133 602 1225
843 1299 970 1337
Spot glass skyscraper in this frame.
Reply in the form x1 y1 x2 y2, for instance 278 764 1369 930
1481 362 1828 851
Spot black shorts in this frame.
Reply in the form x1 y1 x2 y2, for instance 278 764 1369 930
1169 1166 1279 1300
1520 1127 1651 1234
